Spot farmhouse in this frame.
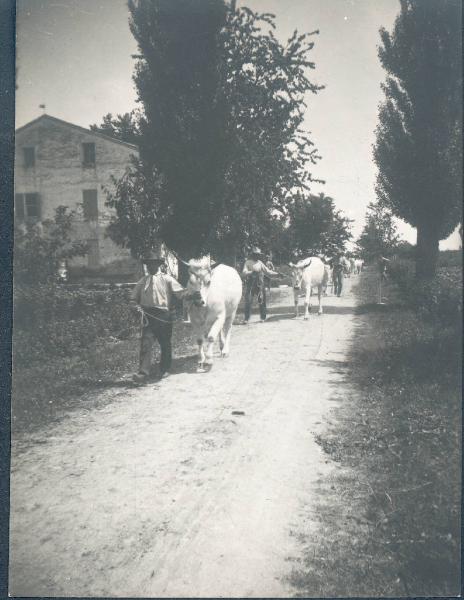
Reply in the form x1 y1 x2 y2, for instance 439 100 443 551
14 114 139 276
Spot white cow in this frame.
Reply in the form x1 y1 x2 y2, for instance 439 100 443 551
185 257 242 372
289 257 328 319
354 258 364 274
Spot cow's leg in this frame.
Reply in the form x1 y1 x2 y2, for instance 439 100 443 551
196 336 207 372
220 314 235 357
293 288 299 317
205 315 226 365
219 329 225 353
304 285 311 320
317 285 323 315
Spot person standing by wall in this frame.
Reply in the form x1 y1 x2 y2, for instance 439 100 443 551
131 248 187 382
242 247 280 323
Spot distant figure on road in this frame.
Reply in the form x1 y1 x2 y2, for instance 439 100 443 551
330 254 345 297
242 246 280 323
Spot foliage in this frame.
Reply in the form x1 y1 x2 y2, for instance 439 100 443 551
13 285 136 364
392 240 415 260
437 249 462 268
356 201 399 262
89 111 141 146
11 284 198 434
13 206 88 284
106 0 323 260
388 259 462 326
211 7 323 258
105 157 165 258
284 192 352 259
374 0 462 277
121 0 229 258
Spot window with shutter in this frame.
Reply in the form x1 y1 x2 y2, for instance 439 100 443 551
23 147 35 168
82 142 96 167
15 194 25 220
25 193 40 220
82 190 98 221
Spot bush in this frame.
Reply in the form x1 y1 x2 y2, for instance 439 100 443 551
388 259 462 326
14 206 88 284
438 249 461 268
13 284 137 365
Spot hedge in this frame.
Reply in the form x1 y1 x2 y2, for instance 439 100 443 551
13 284 137 365
387 259 462 326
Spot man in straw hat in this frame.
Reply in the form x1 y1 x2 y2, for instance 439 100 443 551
130 246 187 383
241 246 281 323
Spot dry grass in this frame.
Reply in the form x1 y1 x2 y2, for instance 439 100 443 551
289 268 461 597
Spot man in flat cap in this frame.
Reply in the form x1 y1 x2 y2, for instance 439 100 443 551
131 247 186 382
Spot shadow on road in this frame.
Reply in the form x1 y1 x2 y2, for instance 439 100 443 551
265 303 362 318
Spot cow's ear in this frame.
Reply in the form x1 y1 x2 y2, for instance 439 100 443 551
289 262 294 267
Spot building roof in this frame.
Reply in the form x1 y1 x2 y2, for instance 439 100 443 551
15 114 139 151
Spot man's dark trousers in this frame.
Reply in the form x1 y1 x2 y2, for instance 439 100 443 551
333 269 343 297
139 308 173 376
244 279 267 321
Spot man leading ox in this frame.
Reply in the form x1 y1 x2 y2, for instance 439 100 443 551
131 248 187 382
241 246 281 323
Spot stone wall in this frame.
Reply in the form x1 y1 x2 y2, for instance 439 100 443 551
15 115 138 270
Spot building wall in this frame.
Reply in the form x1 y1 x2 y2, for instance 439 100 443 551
14 116 138 269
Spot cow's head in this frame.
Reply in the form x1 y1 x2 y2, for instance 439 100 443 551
187 256 212 307
289 260 311 290
289 262 303 290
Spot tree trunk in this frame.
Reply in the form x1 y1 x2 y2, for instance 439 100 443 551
415 221 440 279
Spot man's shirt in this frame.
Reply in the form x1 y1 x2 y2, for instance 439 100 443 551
242 259 278 278
131 272 184 311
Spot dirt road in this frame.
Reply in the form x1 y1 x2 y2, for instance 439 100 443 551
9 279 360 597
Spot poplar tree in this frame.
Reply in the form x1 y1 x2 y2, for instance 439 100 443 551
106 1 323 262
374 0 462 278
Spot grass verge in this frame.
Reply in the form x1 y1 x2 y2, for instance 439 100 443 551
289 268 461 597
11 318 197 436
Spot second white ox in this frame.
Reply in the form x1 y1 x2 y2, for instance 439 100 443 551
186 258 242 372
289 257 329 319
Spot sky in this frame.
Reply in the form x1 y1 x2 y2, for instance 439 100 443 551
15 0 461 250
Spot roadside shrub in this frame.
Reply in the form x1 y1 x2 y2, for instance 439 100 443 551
13 284 137 365
438 249 461 268
388 259 462 326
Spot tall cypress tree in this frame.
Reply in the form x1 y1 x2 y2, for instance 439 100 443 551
374 0 462 278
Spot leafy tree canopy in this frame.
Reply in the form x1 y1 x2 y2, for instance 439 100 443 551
280 192 352 261
104 0 324 261
356 201 399 262
90 111 141 146
374 0 462 276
